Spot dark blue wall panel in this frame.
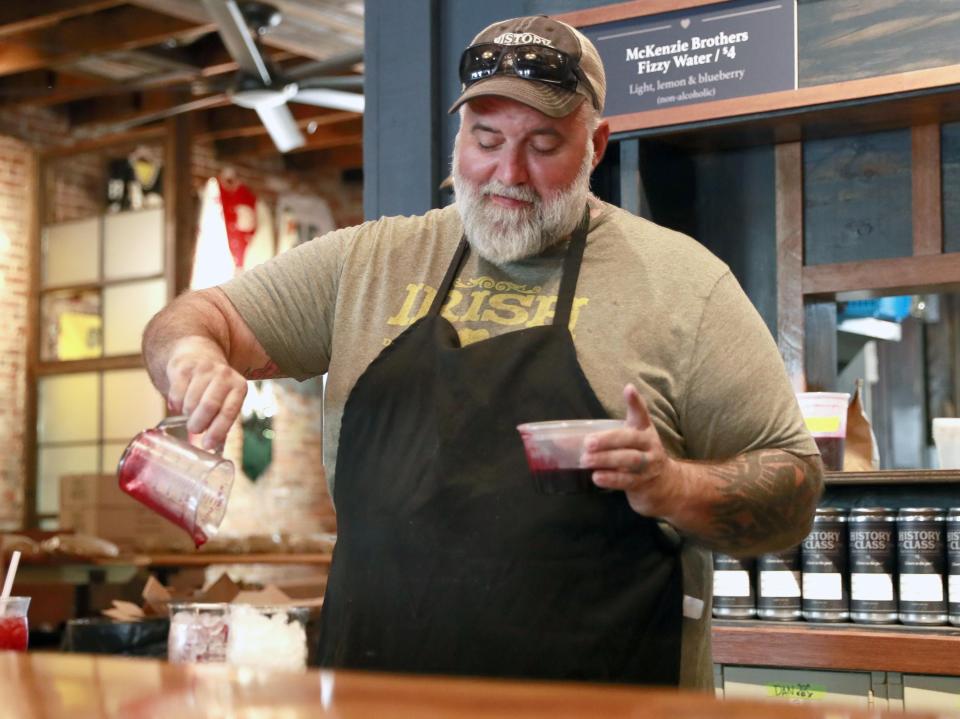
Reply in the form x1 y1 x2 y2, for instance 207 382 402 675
803 129 913 266
694 145 778 337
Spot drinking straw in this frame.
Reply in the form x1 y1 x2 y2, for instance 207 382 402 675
1 550 21 602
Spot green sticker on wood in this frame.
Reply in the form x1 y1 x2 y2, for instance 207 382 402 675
765 683 827 700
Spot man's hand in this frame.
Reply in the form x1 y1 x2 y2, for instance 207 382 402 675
142 288 280 451
165 336 248 450
579 383 823 555
580 384 685 517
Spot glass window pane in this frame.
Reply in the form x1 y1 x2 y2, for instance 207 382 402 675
37 444 99 515
102 279 166 355
103 208 164 280
101 441 129 475
38 373 100 443
40 290 102 361
42 217 100 287
103 369 163 440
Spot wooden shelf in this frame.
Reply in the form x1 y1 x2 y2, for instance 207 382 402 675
712 620 960 676
824 469 960 485
602 64 960 152
803 254 960 301
14 552 333 568
128 552 332 567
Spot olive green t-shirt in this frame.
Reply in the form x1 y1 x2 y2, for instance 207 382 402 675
222 199 818 689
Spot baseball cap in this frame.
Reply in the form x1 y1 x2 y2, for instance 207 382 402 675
448 15 606 118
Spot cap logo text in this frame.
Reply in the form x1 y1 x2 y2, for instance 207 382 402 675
493 32 553 47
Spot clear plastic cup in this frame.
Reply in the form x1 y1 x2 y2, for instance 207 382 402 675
796 392 850 471
167 602 229 664
117 417 234 547
0 597 29 652
226 605 309 671
517 419 624 494
932 418 960 469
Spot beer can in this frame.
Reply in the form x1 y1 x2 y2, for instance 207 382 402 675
801 507 848 622
849 507 898 624
947 508 960 627
757 545 801 621
712 553 755 619
897 508 947 625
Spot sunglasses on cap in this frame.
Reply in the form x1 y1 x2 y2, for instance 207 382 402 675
458 43 599 110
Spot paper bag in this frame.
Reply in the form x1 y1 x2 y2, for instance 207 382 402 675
843 378 880 471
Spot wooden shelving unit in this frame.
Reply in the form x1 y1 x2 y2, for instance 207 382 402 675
824 469 960 485
127 552 332 567
715 470 960 678
713 620 960 676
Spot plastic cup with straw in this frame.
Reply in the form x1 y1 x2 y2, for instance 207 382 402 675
0 550 29 651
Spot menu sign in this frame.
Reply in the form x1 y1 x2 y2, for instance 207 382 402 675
581 0 797 117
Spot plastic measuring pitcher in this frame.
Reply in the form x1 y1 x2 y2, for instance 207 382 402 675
117 417 233 547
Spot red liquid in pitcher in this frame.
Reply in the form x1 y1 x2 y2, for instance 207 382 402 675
814 436 845 472
118 430 209 547
0 617 28 651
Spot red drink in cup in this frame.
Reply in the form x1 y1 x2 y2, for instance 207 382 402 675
517 419 624 495
0 598 29 652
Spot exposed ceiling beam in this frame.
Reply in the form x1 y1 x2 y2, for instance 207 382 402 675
215 117 362 158
125 0 363 62
196 104 358 141
0 45 298 108
0 5 214 77
69 87 198 125
69 92 231 139
0 0 125 38
282 144 363 171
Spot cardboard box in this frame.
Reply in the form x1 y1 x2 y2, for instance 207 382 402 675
59 474 193 552
60 472 132 510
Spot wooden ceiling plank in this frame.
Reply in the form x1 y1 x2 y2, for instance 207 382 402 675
125 0 362 62
0 0 125 38
0 5 215 77
197 104 358 141
71 93 232 138
68 87 196 125
215 118 362 158
283 144 363 171
0 45 301 109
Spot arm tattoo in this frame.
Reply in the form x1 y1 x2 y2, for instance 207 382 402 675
699 450 823 555
243 360 280 380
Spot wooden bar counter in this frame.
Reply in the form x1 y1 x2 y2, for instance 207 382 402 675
0 651 942 719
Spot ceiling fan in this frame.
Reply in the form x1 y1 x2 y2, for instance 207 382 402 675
201 0 364 152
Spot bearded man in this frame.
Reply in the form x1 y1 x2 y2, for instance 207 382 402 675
142 15 822 689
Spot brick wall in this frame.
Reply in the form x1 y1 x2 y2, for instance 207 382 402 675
0 107 363 532
0 107 73 528
0 135 32 528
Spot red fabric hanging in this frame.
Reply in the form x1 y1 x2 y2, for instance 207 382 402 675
216 177 258 269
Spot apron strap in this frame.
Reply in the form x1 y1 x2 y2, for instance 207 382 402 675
552 207 590 329
429 235 469 316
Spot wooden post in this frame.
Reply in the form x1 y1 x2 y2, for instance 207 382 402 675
163 114 194 297
911 123 942 257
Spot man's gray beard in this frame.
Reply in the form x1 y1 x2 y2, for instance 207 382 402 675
452 138 594 264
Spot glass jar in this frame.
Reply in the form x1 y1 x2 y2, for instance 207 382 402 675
167 602 229 664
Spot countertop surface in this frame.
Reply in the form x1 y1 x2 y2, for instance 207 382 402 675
0 651 941 719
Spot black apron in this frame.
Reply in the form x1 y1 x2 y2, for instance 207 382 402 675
317 211 683 684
